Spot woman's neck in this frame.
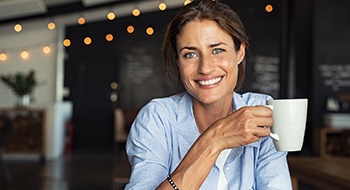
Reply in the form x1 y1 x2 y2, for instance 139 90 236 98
192 96 234 133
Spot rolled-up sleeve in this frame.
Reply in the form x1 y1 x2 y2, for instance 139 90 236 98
125 103 170 190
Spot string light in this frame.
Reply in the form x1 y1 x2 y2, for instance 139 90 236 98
84 37 92 45
47 21 56 30
105 34 114 42
14 23 22 32
43 45 51 54
265 4 273 13
107 11 116 20
1 2 173 59
127 25 135 34
159 2 167 11
63 39 71 47
20 50 29 60
0 53 7 61
78 16 86 25
146 27 154 35
132 8 140 17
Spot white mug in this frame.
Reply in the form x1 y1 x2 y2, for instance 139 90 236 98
266 99 308 152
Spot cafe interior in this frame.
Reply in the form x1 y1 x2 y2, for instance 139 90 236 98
0 0 349 189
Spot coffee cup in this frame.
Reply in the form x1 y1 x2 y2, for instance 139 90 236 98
266 99 308 152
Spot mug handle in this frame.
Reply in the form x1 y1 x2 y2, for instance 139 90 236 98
265 105 280 141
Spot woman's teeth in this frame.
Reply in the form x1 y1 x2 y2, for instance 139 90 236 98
197 77 222 86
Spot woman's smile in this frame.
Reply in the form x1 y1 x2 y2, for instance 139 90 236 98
196 76 223 86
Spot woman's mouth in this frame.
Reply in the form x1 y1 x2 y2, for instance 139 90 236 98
196 77 222 86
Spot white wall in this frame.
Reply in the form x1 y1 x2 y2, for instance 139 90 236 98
0 19 69 159
0 19 60 107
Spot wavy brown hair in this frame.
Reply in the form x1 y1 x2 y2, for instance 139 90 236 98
161 0 249 92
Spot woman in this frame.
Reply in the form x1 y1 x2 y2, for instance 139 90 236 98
125 0 292 189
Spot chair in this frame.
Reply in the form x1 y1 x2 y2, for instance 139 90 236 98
114 108 139 143
0 116 12 185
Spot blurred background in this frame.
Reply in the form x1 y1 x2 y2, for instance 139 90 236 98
0 0 349 189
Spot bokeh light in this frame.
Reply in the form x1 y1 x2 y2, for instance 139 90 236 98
84 37 92 45
146 27 154 35
43 46 51 54
0 53 7 61
14 24 22 32
106 34 114 41
132 9 140 17
63 39 71 47
21 50 29 59
127 25 135 34
265 4 273 13
107 12 116 20
47 22 56 30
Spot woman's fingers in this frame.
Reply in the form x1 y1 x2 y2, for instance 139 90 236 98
215 106 274 147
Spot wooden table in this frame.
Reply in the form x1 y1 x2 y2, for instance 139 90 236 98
288 156 350 190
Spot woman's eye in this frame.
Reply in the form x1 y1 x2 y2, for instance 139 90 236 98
185 52 198 59
213 48 224 54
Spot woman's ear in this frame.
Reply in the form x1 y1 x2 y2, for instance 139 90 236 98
236 43 246 65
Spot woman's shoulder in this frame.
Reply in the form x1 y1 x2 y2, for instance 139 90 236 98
235 92 274 106
137 92 190 117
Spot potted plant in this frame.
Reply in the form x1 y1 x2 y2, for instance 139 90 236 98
1 70 38 108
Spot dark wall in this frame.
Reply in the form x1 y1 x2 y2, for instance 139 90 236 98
311 0 350 129
231 0 283 98
64 8 179 149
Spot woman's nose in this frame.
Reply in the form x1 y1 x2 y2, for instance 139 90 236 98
197 55 215 74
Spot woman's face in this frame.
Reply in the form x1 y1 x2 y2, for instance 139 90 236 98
176 19 245 105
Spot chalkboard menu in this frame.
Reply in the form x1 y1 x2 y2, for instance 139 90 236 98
318 64 350 92
244 55 280 98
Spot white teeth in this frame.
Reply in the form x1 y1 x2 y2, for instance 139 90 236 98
197 77 222 86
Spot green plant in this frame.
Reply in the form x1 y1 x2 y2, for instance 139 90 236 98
1 70 38 96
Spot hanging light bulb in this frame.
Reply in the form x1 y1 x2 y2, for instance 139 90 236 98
265 4 273 13
127 25 135 34
78 16 85 25
159 2 167 11
0 53 7 61
43 45 51 54
105 34 114 42
63 39 71 47
84 37 92 45
107 11 116 20
21 50 29 60
14 23 22 32
47 21 56 30
146 27 154 35
132 8 140 17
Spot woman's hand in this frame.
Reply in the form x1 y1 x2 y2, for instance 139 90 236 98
205 105 274 150
157 106 273 190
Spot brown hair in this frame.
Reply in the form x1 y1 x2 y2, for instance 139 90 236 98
161 0 249 92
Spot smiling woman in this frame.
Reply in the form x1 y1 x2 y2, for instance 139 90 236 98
125 0 292 189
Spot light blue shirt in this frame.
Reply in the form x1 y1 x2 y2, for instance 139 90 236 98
125 92 292 190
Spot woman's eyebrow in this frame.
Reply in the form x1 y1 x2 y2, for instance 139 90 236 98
179 46 197 52
210 42 227 48
179 42 228 52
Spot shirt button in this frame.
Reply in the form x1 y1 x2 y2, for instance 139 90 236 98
225 166 229 170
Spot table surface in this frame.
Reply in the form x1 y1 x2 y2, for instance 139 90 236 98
288 156 350 189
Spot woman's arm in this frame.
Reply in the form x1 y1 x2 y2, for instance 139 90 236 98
157 105 274 189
